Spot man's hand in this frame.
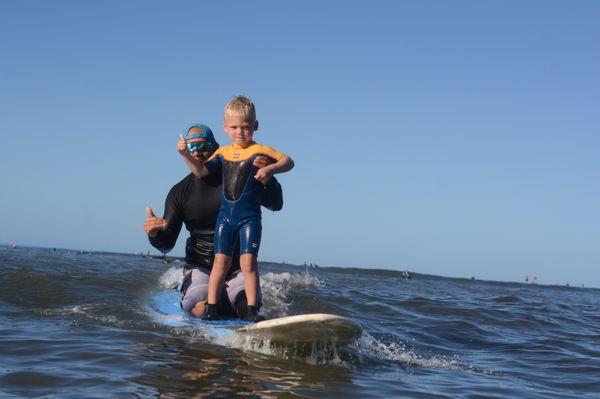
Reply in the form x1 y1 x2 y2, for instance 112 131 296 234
177 134 187 156
253 155 272 169
144 206 167 237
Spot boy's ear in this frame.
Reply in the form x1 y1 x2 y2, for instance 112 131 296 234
254 120 259 131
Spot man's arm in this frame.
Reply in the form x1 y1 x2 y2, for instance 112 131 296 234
261 177 283 211
252 155 284 211
146 187 184 253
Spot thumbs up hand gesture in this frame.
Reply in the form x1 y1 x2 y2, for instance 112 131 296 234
144 206 167 237
177 134 187 156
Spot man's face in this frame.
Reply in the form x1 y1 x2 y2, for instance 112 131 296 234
185 128 213 161
223 114 257 148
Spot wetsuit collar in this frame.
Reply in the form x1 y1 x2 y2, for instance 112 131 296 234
232 141 256 150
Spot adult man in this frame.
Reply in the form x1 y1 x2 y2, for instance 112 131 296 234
144 124 283 318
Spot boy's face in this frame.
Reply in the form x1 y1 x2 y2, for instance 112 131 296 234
223 114 258 148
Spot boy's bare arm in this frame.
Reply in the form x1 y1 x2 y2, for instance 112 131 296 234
178 134 209 178
271 155 294 174
254 155 294 184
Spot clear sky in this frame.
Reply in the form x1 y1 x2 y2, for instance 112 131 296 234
1 1 599 287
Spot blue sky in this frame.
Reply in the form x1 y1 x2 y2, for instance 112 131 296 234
1 1 599 287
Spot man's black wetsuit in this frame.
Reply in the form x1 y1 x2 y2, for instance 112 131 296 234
149 172 282 270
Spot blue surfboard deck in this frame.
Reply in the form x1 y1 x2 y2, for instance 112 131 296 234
147 289 251 339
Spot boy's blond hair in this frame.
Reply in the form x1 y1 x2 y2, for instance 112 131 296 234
224 96 256 122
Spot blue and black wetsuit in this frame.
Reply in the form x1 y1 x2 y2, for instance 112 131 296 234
204 141 286 256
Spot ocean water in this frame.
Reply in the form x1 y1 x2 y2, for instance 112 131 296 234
1 247 599 398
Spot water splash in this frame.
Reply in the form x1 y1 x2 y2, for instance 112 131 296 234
158 266 183 290
261 271 324 317
355 332 462 370
353 333 501 376
212 331 351 366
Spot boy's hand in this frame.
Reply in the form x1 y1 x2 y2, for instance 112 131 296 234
177 134 187 156
254 167 273 184
144 206 167 237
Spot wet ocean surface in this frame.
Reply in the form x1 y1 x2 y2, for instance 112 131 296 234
1 246 599 398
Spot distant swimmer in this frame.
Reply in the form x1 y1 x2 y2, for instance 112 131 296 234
12 243 17 249
525 275 529 283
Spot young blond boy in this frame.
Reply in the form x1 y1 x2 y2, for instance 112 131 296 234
179 96 294 321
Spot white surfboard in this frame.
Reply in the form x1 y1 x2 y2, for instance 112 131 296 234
147 291 361 346
236 313 362 345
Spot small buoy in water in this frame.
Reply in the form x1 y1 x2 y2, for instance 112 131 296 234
11 243 17 249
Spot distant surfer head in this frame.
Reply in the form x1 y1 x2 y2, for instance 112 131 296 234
184 124 219 161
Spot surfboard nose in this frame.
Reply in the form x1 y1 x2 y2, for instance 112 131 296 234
237 313 362 345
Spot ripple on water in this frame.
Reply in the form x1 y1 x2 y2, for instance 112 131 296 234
1 247 599 399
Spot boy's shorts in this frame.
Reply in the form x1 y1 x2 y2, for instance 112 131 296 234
214 217 261 256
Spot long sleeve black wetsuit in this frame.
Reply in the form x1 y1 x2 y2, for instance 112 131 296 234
148 173 283 271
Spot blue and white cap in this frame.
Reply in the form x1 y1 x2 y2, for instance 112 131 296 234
185 124 218 144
